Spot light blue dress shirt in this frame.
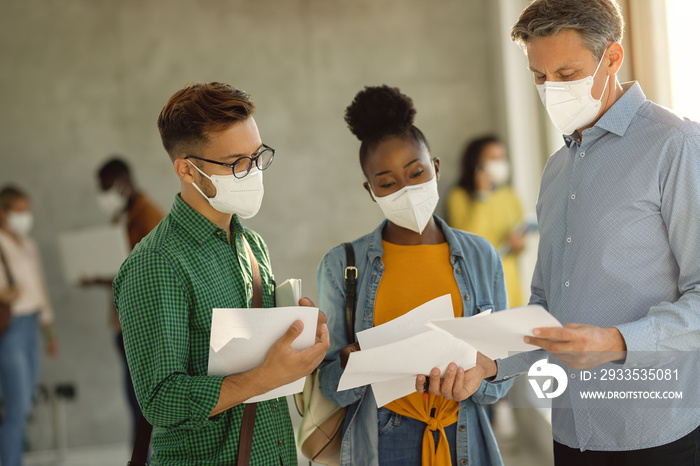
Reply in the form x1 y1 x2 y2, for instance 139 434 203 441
497 82 700 451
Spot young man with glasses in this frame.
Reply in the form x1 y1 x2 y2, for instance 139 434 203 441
113 81 329 465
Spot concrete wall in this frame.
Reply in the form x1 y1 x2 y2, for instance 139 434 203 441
0 0 503 448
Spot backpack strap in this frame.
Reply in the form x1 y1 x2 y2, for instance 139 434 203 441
343 243 357 343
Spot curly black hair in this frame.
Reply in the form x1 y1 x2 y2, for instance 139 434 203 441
344 85 430 172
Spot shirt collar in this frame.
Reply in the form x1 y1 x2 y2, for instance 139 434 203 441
563 81 646 147
170 194 236 245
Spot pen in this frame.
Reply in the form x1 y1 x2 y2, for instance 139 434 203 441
423 377 429 399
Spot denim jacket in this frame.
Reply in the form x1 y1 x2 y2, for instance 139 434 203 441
317 217 513 466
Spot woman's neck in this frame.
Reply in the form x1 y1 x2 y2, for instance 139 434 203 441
382 218 445 245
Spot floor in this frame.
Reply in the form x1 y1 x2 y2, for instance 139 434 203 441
24 398 553 465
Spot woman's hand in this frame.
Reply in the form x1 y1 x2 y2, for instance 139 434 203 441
506 231 526 254
340 342 361 369
415 353 497 401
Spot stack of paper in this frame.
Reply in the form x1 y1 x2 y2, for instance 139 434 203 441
208 305 319 403
276 278 302 307
337 295 561 407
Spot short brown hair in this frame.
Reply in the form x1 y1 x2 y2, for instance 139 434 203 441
0 185 28 211
157 82 255 161
511 0 624 60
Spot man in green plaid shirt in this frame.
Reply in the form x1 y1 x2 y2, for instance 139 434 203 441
114 82 330 465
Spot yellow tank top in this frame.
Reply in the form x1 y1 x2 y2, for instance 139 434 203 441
374 241 463 465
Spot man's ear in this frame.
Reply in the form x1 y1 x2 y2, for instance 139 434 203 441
363 181 376 203
174 158 196 184
606 42 624 75
433 157 441 182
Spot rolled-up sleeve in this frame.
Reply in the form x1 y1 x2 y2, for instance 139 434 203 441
115 250 224 429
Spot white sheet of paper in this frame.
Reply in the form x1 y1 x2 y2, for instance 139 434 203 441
208 306 318 403
427 304 562 360
356 294 455 350
371 377 417 408
338 329 476 393
57 224 130 285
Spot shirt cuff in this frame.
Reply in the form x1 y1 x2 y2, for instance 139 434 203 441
186 375 227 427
616 318 657 352
493 350 546 382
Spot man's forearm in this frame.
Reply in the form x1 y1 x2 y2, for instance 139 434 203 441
210 366 275 417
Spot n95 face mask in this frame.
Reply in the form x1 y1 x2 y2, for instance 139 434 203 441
483 160 510 187
7 211 34 236
97 186 127 217
188 160 264 219
371 176 439 234
536 47 609 135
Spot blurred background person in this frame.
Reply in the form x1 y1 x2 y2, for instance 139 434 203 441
447 136 533 309
0 185 58 466
81 157 164 442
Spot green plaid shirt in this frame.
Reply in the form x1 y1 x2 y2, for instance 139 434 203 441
114 194 296 465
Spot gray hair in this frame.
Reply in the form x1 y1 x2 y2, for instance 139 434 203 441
511 0 624 60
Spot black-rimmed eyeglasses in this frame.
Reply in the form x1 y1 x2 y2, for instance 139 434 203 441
185 144 275 179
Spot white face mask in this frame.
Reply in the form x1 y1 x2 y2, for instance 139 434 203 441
188 160 264 219
371 176 439 234
7 211 33 236
535 47 610 135
483 160 510 187
97 186 127 217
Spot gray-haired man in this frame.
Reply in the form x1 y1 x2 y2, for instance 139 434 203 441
457 1 700 464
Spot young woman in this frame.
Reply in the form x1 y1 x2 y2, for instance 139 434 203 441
317 86 511 466
447 136 528 307
0 185 58 466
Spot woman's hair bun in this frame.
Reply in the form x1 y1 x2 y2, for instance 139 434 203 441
344 85 416 142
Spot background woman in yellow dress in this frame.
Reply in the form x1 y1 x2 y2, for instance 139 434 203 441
447 136 533 308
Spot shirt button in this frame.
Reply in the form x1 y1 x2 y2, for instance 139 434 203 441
580 151 586 157
459 425 465 432
566 237 572 243
456 268 462 274
278 440 283 446
274 402 278 408
464 294 470 301
461 460 467 465
565 281 570 287
570 194 576 200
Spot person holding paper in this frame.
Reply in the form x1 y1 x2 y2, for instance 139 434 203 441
82 156 164 442
113 82 329 465
447 135 528 308
0 185 59 466
464 1 700 464
317 85 511 466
